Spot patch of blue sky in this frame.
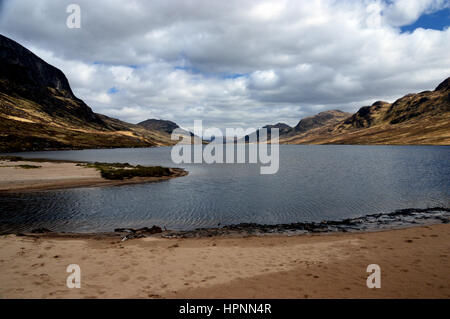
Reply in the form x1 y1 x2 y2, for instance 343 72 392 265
92 62 139 69
222 73 248 79
107 87 119 94
174 65 190 71
173 65 204 76
173 64 248 80
400 8 450 33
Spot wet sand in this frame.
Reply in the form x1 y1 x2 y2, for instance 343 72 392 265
0 224 448 299
0 160 187 192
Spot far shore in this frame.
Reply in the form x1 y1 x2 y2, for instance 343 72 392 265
0 158 187 193
0 223 448 298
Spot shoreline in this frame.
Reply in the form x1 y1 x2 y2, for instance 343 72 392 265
10 217 449 241
1 223 448 298
0 157 188 193
4 206 448 239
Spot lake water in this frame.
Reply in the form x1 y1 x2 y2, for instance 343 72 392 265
0 145 449 233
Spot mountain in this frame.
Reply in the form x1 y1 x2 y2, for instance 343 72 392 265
137 118 200 144
245 111 350 142
263 123 292 135
0 34 174 152
291 110 351 134
138 119 179 134
281 77 450 145
240 123 291 143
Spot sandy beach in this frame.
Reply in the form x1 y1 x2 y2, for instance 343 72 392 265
0 159 187 192
0 224 448 299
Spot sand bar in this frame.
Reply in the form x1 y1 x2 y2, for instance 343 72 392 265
0 160 187 192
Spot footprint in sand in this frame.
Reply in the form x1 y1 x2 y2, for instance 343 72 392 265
39 273 50 280
202 276 216 281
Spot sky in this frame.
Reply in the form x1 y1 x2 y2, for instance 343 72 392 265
0 0 449 132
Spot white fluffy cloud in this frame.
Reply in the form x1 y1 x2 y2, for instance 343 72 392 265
0 0 449 130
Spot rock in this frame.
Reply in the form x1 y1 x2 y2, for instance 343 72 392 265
114 225 163 240
137 226 163 234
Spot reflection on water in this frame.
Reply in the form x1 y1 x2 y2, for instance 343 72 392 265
0 145 449 233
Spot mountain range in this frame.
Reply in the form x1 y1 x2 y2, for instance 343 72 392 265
278 78 449 145
0 34 449 151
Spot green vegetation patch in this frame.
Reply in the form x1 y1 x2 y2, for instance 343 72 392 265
83 162 172 180
0 156 174 180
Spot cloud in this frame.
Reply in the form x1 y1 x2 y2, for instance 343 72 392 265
0 0 449 130
250 70 279 89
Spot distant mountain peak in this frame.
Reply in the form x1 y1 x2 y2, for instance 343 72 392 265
294 109 351 133
263 123 291 130
137 119 180 134
264 122 290 127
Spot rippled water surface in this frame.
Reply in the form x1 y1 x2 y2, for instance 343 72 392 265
1 145 449 233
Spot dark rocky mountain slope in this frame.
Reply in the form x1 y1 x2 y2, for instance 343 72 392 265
0 34 173 152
